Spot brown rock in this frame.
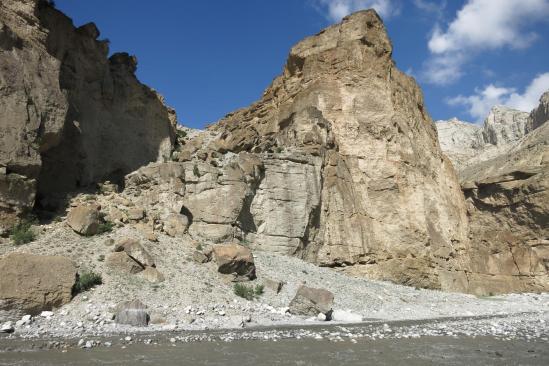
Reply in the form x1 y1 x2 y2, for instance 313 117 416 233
163 213 189 237
212 243 256 280
105 252 143 274
127 208 145 221
113 238 155 267
140 267 165 284
0 253 76 318
193 250 211 264
263 279 284 294
289 286 334 319
67 204 102 236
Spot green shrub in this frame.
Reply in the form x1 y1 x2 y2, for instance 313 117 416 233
96 220 114 235
254 284 264 296
196 243 203 251
234 283 264 301
193 164 200 177
10 221 36 245
73 271 102 295
177 130 187 139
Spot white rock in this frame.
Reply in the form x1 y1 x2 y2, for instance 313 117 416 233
317 313 327 321
40 311 54 318
1 321 14 333
331 310 363 323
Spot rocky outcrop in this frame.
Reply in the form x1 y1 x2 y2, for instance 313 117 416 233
458 93 549 294
0 0 176 228
0 253 77 319
436 106 529 171
169 10 471 291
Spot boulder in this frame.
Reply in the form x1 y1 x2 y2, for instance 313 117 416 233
113 238 155 267
67 204 102 236
192 250 211 264
212 243 256 280
289 286 334 320
0 253 76 318
263 279 284 294
1 321 14 333
127 207 145 221
163 213 189 237
114 300 149 327
105 252 144 274
140 267 165 284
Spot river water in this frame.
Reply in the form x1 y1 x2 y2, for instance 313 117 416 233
1 335 547 365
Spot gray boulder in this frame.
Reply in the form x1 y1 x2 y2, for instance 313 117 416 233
115 300 149 327
289 286 334 320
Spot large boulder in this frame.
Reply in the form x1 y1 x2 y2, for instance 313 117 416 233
0 253 77 318
212 243 256 280
114 300 149 327
67 204 102 236
289 286 334 320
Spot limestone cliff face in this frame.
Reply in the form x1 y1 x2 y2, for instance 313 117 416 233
173 10 471 291
436 106 529 172
459 93 549 294
0 0 176 226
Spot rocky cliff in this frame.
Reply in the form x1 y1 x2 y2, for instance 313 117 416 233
436 106 529 172
167 10 471 291
1 3 546 297
0 0 176 228
457 93 549 294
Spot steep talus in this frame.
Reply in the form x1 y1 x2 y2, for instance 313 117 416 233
171 10 472 291
0 0 176 227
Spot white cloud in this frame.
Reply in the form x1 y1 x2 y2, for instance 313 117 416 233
413 0 446 16
314 0 396 22
447 73 549 122
423 0 549 85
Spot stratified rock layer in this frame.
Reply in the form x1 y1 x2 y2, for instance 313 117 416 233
0 0 176 226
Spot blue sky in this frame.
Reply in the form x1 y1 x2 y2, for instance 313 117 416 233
55 0 549 127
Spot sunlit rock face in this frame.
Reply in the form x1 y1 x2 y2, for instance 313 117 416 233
174 10 472 291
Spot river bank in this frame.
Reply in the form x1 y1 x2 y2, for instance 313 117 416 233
1 313 548 365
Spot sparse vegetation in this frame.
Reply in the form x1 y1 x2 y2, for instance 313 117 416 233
254 284 264 296
96 220 114 235
193 164 200 177
196 243 203 251
73 271 102 295
10 221 36 245
233 283 264 300
275 146 283 153
97 254 105 262
176 129 187 139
